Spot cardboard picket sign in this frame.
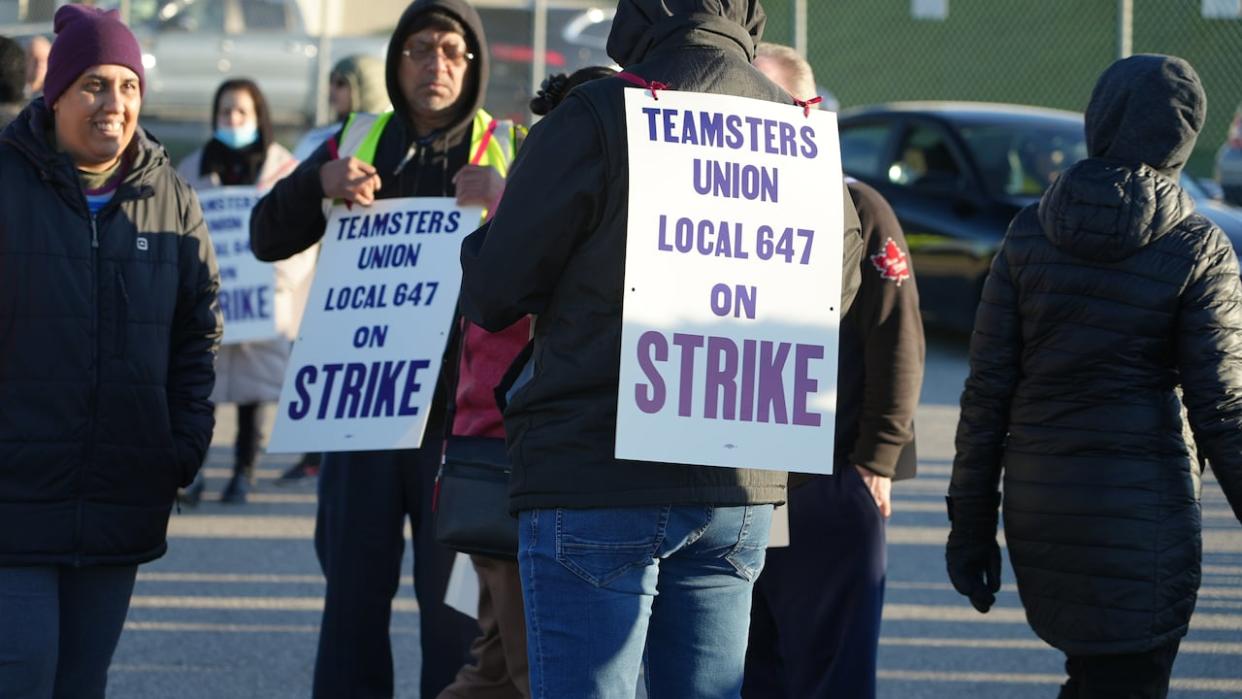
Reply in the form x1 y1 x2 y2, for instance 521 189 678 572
267 197 481 453
615 88 845 474
199 186 279 345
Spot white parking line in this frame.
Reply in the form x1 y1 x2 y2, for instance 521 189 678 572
882 604 1242 631
123 620 421 635
135 572 415 586
886 525 1242 553
128 595 419 612
877 670 1242 693
880 636 1242 655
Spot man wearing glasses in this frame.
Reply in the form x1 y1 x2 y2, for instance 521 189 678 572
250 1 517 697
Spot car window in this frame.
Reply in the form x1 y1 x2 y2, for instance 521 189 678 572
888 124 962 190
159 0 225 32
958 122 1085 200
839 123 892 179
239 0 287 31
123 0 163 25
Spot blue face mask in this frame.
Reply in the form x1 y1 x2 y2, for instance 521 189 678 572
214 124 259 150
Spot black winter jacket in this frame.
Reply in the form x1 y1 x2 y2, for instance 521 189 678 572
460 0 864 511
836 181 923 479
0 99 221 566
952 55 1242 655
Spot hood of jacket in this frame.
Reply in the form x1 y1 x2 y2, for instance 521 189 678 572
1 97 170 202
1038 157 1194 262
1085 54 1206 180
607 0 766 68
334 54 390 114
385 0 489 141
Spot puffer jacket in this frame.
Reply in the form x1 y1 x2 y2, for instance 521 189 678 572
460 0 864 512
0 98 222 566
952 55 1242 655
179 143 317 404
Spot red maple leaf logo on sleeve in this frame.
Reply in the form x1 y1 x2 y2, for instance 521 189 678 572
870 237 911 286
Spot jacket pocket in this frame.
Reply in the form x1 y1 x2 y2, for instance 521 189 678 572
115 270 129 356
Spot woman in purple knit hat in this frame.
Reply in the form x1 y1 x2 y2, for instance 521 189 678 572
0 5 220 696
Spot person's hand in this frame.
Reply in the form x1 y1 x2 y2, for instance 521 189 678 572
854 465 892 518
320 157 382 206
945 494 1003 613
453 164 505 211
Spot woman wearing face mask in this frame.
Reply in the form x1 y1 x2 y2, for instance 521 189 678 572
178 78 317 504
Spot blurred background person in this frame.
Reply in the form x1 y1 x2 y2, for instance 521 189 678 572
291 54 390 164
25 34 49 99
0 35 25 127
745 42 925 699
278 53 390 485
437 64 615 699
177 78 316 505
0 5 219 695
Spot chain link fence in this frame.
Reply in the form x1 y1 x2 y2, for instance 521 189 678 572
760 0 1242 177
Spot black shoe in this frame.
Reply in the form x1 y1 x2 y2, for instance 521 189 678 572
275 460 319 485
178 472 206 507
219 473 251 504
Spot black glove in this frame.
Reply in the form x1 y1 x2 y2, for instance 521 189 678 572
945 493 1002 613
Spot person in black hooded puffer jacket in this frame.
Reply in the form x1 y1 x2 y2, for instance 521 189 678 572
947 54 1242 699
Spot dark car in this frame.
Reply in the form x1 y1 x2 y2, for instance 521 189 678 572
838 102 1242 332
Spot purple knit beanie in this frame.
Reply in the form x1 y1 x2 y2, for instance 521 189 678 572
44 4 145 107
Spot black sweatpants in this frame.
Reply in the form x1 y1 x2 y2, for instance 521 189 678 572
312 444 478 698
1058 641 1182 699
743 466 888 699
233 402 266 476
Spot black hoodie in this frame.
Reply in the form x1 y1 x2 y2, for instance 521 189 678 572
0 98 221 566
250 0 491 263
460 0 864 512
951 55 1242 655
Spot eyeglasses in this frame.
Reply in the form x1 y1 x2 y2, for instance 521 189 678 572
401 42 474 66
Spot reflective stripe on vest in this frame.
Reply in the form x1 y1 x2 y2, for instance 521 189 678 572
338 108 517 173
336 111 393 165
468 109 518 175
327 109 519 217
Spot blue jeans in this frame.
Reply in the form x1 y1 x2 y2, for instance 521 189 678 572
0 565 137 699
518 504 773 699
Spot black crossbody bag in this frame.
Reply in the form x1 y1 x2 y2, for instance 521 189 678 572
435 435 517 559
432 331 533 560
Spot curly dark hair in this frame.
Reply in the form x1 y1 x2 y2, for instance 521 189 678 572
529 65 617 116
0 36 24 104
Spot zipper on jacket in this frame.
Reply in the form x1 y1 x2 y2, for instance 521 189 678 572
75 213 104 566
116 271 129 355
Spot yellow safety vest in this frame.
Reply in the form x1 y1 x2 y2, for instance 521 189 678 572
336 108 519 176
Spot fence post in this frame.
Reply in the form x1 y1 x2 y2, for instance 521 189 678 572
793 0 808 57
531 0 548 113
313 0 334 126
1117 0 1133 59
